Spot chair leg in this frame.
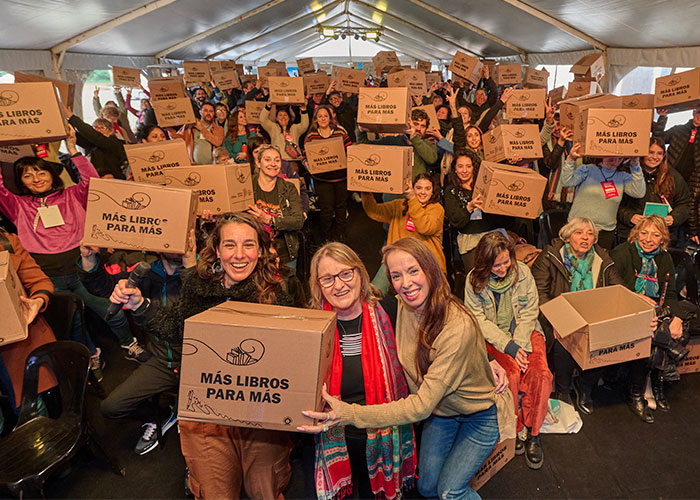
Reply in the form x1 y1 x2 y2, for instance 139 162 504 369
86 424 125 477
14 479 45 499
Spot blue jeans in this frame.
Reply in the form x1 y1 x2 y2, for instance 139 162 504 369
418 405 499 500
50 272 133 353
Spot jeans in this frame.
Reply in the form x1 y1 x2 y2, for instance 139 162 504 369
50 272 133 352
418 405 499 500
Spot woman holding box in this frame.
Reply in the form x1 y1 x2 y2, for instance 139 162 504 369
300 238 514 500
223 107 257 163
561 143 646 249
464 232 552 469
306 242 416 499
110 212 295 500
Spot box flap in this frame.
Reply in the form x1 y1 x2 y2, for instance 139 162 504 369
539 295 587 338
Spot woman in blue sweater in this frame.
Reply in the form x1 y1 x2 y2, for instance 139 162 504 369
562 143 646 249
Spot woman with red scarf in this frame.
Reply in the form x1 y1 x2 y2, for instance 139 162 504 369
307 242 416 500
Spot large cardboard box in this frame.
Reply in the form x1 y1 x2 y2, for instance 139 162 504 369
335 68 365 94
245 101 275 125
303 72 330 94
558 93 621 129
240 74 259 87
425 72 443 89
258 66 287 87
473 161 547 219
183 61 212 86
416 60 432 73
111 66 142 88
0 82 67 146
125 139 191 183
523 67 549 89
0 251 28 347
566 80 598 99
483 124 543 163
268 77 305 105
357 87 411 134
548 86 566 105
621 94 655 110
82 177 198 254
208 60 237 72
448 51 484 84
505 88 546 120
144 163 254 215
412 104 440 131
305 137 347 174
148 76 187 101
177 301 336 431
14 72 75 110
573 108 653 157
388 69 427 98
212 70 241 91
495 64 522 86
570 53 605 80
151 98 197 128
677 337 700 374
540 285 654 370
296 57 315 75
347 144 413 194
654 68 700 112
469 439 516 491
372 51 401 74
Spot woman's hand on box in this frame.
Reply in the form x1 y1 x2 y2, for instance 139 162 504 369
65 124 78 155
567 143 582 161
110 279 144 311
20 296 44 324
298 384 343 433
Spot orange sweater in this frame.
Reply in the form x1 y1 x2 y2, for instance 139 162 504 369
362 194 446 274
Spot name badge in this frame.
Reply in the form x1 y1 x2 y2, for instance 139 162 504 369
405 216 416 232
601 180 618 199
37 205 65 228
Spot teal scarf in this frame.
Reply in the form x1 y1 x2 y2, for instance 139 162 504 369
563 243 595 292
634 241 660 298
488 270 517 334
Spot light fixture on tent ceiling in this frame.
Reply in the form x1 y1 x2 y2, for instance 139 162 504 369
317 25 381 42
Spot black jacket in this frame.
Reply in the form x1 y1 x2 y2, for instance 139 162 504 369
653 116 700 182
322 95 358 143
68 115 126 179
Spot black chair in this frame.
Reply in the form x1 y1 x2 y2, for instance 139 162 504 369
537 209 569 248
667 248 698 305
0 341 123 498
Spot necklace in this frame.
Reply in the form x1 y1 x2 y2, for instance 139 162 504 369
338 314 362 336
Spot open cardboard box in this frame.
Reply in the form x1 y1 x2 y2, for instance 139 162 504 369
540 285 654 370
570 53 605 81
469 438 516 491
448 51 484 84
677 337 700 374
0 251 28 347
372 51 401 74
523 67 549 89
125 139 191 183
177 301 336 431
473 161 547 219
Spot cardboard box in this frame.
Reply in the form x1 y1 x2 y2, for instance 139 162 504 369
177 301 336 431
412 104 440 131
567 80 598 99
303 72 330 94
125 139 191 183
357 87 411 134
473 161 547 218
540 285 654 370
372 51 401 73
346 144 413 194
505 88 546 120
208 60 237 72
495 64 522 86
654 68 700 112
13 72 75 110
621 94 655 110
111 66 142 88
677 336 700 374
548 86 566 105
558 93 621 129
469 438 516 491
0 251 28 347
240 74 259 87
388 69 427 98
483 124 544 163
268 77 305 105
573 108 653 157
296 57 315 75
335 68 365 94
305 137 347 174
0 82 67 146
148 76 187 101
245 101 275 125
570 53 605 80
212 70 241 91
416 60 432 73
183 61 212 86
258 66 287 87
523 67 549 89
266 60 287 70
425 72 443 89
448 51 484 84
82 177 198 253
151 97 197 128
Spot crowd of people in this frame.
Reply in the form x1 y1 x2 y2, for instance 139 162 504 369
1 61 699 500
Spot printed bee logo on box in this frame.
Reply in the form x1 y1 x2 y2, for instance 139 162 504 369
0 90 20 106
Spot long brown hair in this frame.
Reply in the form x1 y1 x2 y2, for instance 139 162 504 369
469 232 518 294
225 107 251 141
310 105 339 133
448 149 481 192
197 212 282 304
382 238 478 376
644 137 675 199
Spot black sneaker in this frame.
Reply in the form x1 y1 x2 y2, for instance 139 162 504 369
134 410 177 455
123 338 152 363
525 434 544 470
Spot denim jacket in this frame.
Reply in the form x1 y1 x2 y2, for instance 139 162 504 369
464 261 542 354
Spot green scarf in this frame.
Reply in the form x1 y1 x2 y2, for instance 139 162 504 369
563 243 595 292
488 270 517 334
634 241 660 298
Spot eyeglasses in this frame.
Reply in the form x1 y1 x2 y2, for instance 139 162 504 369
318 268 355 288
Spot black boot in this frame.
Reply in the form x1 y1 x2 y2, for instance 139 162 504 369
627 384 654 423
652 373 670 412
525 432 544 470
515 427 527 456
572 378 593 415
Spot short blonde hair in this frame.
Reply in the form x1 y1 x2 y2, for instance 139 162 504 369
559 217 599 243
628 214 670 250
